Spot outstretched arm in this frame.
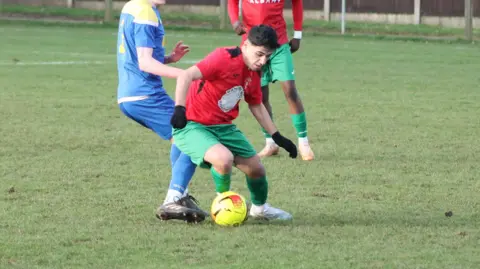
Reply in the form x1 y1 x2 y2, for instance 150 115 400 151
164 41 190 65
170 66 204 129
174 66 203 107
134 8 188 78
228 0 246 35
289 0 304 53
249 104 298 158
292 0 304 35
137 47 183 78
228 0 240 25
171 48 223 129
248 103 278 135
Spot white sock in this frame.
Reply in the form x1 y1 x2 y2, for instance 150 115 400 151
298 137 309 145
183 188 189 197
250 204 265 214
163 189 183 205
266 137 276 146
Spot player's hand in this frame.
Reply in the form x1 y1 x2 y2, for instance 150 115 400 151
170 105 187 129
289 38 301 53
168 41 190 63
272 132 298 158
233 21 246 36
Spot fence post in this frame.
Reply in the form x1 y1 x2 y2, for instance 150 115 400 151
323 0 330 21
104 0 113 23
341 0 346 34
66 0 74 8
465 0 473 41
220 0 228 30
414 0 421 24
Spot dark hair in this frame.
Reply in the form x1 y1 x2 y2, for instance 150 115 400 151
247 24 280 50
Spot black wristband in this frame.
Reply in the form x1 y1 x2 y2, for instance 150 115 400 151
271 131 282 141
174 105 186 111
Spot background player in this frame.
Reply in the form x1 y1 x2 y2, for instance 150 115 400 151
116 0 207 222
227 0 314 161
170 25 297 221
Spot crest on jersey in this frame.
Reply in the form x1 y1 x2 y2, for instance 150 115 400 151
218 86 244 112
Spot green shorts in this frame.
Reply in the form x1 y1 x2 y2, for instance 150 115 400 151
261 43 296 87
172 121 257 168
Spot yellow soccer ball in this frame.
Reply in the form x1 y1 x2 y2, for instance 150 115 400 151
211 191 248 227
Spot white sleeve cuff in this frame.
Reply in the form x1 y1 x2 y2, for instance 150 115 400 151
293 31 302 39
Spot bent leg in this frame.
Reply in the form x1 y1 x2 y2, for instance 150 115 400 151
272 44 314 161
234 154 268 206
234 155 292 221
204 144 234 194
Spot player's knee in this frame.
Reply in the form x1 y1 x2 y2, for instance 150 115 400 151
248 163 266 179
244 157 266 179
216 158 234 174
204 144 234 173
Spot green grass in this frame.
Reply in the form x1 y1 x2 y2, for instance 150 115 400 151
1 4 480 40
1 22 480 269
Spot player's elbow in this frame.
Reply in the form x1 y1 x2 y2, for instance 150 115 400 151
137 56 152 73
178 66 201 83
176 70 191 83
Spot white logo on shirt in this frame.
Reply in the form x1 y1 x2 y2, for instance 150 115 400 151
218 86 244 112
244 77 252 90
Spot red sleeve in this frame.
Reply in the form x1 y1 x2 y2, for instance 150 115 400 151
244 72 262 105
292 0 304 31
195 49 225 80
228 0 240 25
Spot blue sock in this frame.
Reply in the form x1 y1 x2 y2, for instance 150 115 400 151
170 143 182 167
168 152 196 194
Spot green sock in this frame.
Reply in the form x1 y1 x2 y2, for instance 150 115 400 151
262 128 272 138
291 112 307 138
211 168 231 193
246 176 268 205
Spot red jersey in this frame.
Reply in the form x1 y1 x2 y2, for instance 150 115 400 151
228 0 304 45
185 47 262 125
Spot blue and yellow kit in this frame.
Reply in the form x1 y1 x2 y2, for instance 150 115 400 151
116 0 166 102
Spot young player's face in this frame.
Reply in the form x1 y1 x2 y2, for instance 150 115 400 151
242 41 274 71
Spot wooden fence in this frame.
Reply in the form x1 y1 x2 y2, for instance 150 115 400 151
3 0 480 29
95 0 480 16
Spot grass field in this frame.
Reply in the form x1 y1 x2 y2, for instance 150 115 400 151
1 20 480 269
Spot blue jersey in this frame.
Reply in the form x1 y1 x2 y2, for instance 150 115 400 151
116 0 166 101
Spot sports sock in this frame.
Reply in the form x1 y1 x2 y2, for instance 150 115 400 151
246 175 268 205
163 153 196 204
265 137 276 146
262 128 272 139
163 189 183 204
211 167 231 193
291 112 308 139
169 143 182 166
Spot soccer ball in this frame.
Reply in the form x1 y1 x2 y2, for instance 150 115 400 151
210 191 248 227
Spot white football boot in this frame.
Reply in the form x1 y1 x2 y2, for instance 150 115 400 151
249 203 292 221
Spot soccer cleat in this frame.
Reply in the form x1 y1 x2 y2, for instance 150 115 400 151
156 195 207 223
299 142 315 161
257 144 280 158
182 194 210 217
248 203 292 221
